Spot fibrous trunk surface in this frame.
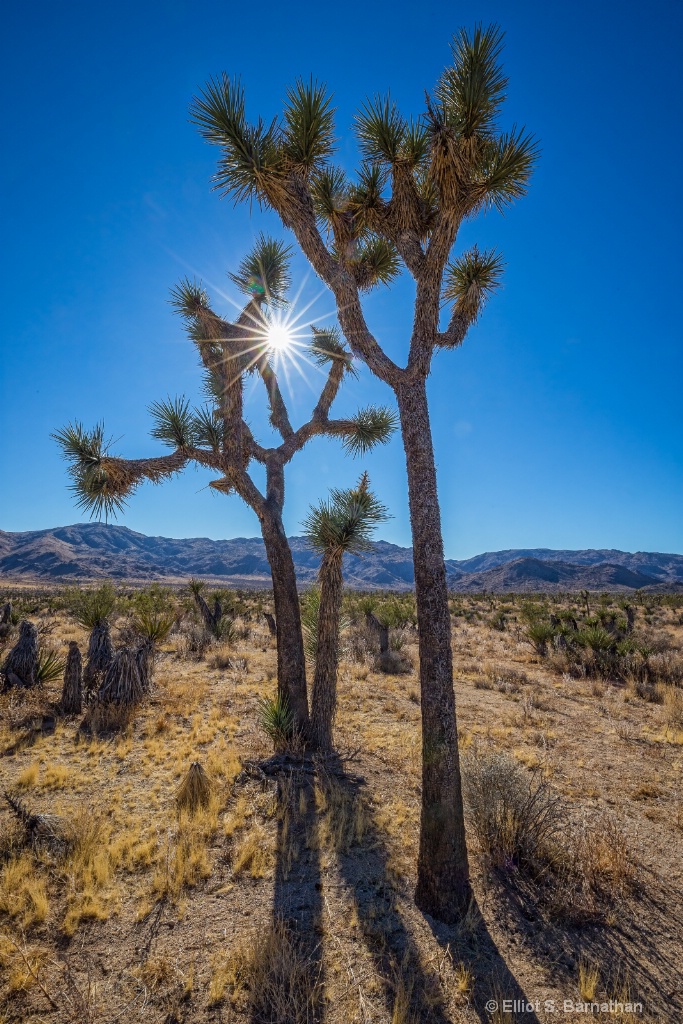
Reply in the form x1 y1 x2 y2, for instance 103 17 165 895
397 377 471 922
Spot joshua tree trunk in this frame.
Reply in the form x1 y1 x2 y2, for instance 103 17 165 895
397 377 471 922
260 512 309 731
310 551 344 753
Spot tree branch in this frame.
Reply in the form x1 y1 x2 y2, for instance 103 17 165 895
278 175 404 387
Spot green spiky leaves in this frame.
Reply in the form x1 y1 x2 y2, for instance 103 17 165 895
53 422 128 520
435 24 508 139
342 406 397 455
311 165 350 224
355 96 428 169
282 78 336 169
303 472 390 556
354 237 401 290
169 278 211 321
228 234 292 307
192 406 225 450
191 75 281 205
443 245 505 319
150 396 195 449
191 75 335 208
309 327 357 377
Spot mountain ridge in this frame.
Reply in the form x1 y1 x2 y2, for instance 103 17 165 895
1 524 682 592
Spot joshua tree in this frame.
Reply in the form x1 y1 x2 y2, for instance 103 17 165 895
304 473 389 752
55 238 394 733
190 24 537 921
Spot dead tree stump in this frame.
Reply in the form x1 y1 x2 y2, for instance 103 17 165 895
2 620 39 688
83 620 113 694
0 602 12 641
97 647 145 705
61 641 83 714
365 612 389 655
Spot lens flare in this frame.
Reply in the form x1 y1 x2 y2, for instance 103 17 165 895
267 322 294 352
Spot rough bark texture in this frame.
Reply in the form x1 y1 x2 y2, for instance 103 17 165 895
310 551 344 753
261 513 309 731
2 620 39 689
97 647 145 706
61 641 82 714
83 621 113 693
397 377 471 922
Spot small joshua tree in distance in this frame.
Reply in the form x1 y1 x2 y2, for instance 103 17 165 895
304 472 389 753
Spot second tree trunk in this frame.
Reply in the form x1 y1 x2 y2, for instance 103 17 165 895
397 376 471 924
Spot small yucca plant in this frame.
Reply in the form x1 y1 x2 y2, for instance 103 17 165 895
36 648 66 686
257 693 294 750
131 609 175 646
70 584 117 629
525 621 555 656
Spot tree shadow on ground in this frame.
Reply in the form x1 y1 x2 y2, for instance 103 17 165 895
472 866 683 1020
324 769 542 1024
248 768 326 1023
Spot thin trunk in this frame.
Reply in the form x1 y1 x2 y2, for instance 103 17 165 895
260 512 309 732
397 376 471 923
310 551 343 753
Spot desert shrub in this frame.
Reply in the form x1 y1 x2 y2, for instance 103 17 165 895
519 600 549 625
546 813 639 924
484 663 529 692
488 609 508 631
389 626 410 652
213 615 237 645
375 649 413 675
80 700 135 736
462 751 562 870
463 750 638 923
174 622 213 660
36 647 65 686
525 621 556 656
342 622 374 664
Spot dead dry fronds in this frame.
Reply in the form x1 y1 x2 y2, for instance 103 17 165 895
175 761 212 814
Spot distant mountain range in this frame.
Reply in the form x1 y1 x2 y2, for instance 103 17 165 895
1 524 682 592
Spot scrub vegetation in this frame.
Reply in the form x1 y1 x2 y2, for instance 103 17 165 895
0 585 681 1022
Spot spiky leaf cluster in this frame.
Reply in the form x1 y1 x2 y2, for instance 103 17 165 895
342 407 397 456
443 245 504 318
52 423 128 519
309 327 356 376
150 396 195 449
304 472 390 556
228 233 292 307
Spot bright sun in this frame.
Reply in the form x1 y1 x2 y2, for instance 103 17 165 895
267 322 293 352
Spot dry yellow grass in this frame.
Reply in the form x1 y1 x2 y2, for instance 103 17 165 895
0 590 680 1022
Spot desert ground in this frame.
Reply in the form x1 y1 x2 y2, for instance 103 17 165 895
0 586 681 1023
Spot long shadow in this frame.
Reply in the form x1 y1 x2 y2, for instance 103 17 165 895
326 770 541 1023
249 764 325 1023
487 867 683 1019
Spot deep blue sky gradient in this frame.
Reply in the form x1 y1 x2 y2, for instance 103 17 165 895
1 0 682 557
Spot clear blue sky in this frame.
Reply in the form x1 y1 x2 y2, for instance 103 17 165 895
1 0 681 558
